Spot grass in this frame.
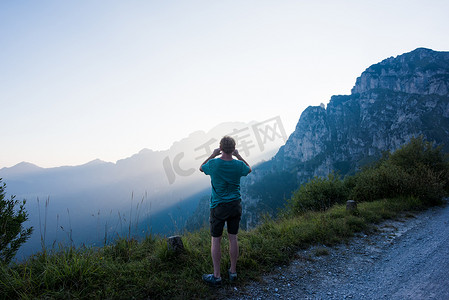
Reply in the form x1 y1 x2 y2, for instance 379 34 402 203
0 196 435 299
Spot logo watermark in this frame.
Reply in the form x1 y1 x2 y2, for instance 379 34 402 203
163 116 287 184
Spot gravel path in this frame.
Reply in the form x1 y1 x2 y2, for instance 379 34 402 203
222 201 449 300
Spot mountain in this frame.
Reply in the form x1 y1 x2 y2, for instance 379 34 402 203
0 162 43 176
0 120 285 259
236 48 449 228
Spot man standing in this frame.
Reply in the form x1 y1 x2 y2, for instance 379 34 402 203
199 136 251 286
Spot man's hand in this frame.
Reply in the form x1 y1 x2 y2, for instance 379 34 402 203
232 149 240 157
212 148 222 157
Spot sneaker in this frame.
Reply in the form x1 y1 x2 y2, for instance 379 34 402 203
202 274 222 286
228 269 237 282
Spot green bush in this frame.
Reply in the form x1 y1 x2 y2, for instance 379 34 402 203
389 136 448 176
389 136 449 202
349 162 412 202
0 178 33 264
290 173 349 214
350 136 449 205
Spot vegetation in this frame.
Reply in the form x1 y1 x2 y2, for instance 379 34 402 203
349 136 449 205
0 178 33 265
289 172 349 214
0 137 448 299
289 136 449 214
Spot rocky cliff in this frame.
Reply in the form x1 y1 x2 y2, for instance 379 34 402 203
241 48 449 227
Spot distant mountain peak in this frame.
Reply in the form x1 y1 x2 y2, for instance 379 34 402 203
10 161 41 169
82 159 109 166
0 161 42 177
138 148 153 154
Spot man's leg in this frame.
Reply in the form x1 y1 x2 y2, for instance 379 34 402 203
228 233 238 273
211 236 222 278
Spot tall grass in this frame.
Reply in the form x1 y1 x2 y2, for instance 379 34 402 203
37 197 50 251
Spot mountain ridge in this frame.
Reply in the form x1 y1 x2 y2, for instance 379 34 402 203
238 47 449 228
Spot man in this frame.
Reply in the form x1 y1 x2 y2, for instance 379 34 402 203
199 136 251 286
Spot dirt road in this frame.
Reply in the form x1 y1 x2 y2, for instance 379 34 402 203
224 201 449 299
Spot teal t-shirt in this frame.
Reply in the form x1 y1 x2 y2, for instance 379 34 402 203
201 158 251 208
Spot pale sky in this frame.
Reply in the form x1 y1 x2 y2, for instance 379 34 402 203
1 0 449 168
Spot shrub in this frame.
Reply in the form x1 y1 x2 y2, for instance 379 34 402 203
0 178 33 264
290 173 349 214
349 162 411 202
389 136 448 175
389 136 449 200
350 136 449 205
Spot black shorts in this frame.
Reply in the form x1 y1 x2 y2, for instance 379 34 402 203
209 200 242 237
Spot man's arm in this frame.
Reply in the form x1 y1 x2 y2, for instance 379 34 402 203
199 148 221 172
232 149 252 173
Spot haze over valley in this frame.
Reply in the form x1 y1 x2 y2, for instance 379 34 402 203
0 120 286 259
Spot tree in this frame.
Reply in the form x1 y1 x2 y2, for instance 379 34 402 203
0 178 33 264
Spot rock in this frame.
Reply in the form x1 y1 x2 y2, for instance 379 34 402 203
352 48 449 96
346 200 357 211
167 235 184 253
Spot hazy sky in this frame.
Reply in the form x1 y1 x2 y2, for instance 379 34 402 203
1 0 449 168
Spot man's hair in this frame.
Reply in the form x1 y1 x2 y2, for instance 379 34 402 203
220 136 236 154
